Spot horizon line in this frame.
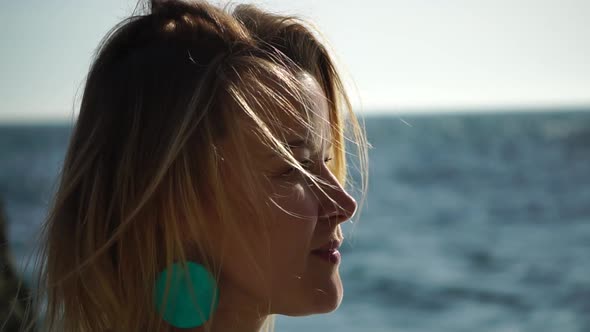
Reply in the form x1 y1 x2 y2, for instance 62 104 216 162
1 103 589 125
359 102 590 115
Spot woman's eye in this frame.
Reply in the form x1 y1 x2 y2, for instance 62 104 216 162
280 160 311 177
279 157 333 177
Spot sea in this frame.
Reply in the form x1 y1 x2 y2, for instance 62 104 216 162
1 109 589 332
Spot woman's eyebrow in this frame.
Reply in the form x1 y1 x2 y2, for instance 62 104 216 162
285 138 307 148
264 138 308 159
266 138 332 159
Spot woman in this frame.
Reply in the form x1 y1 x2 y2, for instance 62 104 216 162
25 0 368 331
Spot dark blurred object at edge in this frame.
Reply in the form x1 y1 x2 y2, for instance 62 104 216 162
0 196 35 331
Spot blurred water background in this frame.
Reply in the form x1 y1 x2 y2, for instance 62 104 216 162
1 109 589 331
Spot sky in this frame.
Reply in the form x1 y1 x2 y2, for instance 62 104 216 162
1 0 589 122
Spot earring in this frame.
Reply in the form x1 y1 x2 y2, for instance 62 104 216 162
153 261 220 328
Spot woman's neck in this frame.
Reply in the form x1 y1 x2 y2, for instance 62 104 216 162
182 278 270 332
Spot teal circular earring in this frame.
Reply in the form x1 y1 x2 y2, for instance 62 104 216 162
154 261 220 329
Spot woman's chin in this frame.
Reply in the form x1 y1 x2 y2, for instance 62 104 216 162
307 273 344 314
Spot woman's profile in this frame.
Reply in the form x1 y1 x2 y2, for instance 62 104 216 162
20 0 368 331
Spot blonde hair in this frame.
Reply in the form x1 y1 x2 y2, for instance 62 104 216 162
16 1 368 331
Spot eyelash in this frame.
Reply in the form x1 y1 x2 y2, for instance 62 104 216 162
280 157 333 177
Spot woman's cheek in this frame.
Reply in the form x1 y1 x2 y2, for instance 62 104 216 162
280 183 317 216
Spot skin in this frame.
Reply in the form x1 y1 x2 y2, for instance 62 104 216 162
188 72 357 332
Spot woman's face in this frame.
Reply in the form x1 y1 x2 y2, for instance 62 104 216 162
214 72 358 320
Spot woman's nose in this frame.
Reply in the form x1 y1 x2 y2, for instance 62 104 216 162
315 169 357 225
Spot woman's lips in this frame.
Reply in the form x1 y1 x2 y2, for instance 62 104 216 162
312 239 342 252
311 249 341 264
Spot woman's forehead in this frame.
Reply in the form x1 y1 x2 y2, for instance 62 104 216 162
241 105 331 159
268 72 330 139
235 77 331 157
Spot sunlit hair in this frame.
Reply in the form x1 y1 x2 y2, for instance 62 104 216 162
16 0 368 331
